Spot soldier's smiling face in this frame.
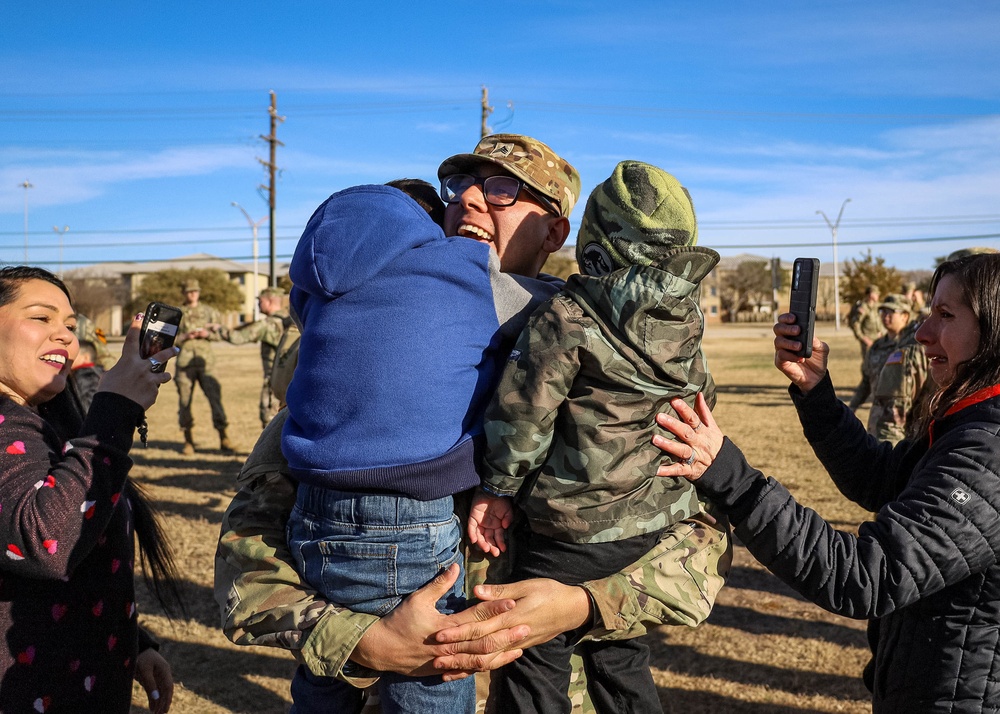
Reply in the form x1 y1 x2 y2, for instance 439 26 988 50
443 164 566 278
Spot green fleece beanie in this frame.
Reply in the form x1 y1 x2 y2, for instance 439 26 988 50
576 160 698 277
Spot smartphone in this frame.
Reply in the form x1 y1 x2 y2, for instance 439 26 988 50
139 302 183 372
789 258 820 358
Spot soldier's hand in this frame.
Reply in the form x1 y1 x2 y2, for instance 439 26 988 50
433 577 591 675
351 563 525 679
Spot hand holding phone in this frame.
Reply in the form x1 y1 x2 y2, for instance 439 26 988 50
139 302 183 372
789 258 820 358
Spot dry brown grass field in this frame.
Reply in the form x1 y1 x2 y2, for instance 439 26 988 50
124 323 876 713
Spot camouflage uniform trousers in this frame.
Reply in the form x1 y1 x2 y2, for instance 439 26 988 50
175 342 228 431
214 412 732 714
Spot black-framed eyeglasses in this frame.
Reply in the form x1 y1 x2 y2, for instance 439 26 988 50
440 173 560 217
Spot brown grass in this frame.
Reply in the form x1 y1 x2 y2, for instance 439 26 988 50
126 324 875 713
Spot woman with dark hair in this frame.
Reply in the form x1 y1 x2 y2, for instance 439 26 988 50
655 253 1000 712
0 266 180 713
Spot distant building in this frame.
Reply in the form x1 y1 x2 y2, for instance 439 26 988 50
64 253 288 336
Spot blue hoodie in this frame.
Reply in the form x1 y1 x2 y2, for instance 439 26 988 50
282 185 553 500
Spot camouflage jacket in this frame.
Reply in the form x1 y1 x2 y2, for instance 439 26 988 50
176 303 222 369
848 299 884 344
214 410 732 695
481 247 719 544
219 309 290 374
867 323 929 444
849 325 913 411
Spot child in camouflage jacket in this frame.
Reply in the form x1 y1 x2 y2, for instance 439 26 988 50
469 160 720 713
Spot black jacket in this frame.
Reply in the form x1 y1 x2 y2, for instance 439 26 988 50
698 374 1000 713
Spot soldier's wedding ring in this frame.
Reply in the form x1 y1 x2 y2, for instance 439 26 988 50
684 447 698 466
148 358 162 372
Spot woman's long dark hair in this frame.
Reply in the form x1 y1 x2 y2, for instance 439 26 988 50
0 266 183 614
924 254 1000 419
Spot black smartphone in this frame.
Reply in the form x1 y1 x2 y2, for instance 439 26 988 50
789 258 820 358
139 302 183 372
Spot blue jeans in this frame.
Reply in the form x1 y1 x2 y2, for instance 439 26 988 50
287 484 475 714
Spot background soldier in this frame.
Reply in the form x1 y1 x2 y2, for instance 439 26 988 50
849 293 915 413
212 287 289 428
847 284 884 359
864 294 927 444
176 279 231 454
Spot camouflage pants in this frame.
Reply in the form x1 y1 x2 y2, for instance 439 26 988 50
176 364 228 431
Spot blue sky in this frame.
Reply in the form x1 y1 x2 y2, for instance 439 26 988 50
3 1 1000 275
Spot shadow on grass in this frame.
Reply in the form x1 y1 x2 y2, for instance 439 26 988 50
649 642 869 702
156 634 296 714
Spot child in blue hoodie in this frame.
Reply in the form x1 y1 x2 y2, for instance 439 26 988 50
282 181 559 712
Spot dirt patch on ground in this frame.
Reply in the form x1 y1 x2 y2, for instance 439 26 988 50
127 325 875 713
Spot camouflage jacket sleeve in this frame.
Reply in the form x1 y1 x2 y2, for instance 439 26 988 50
481 298 582 497
214 411 380 687
221 314 285 348
579 501 732 640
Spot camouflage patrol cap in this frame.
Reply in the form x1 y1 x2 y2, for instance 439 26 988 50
575 161 698 277
878 293 912 313
946 246 999 261
182 279 200 292
259 286 286 298
437 134 581 218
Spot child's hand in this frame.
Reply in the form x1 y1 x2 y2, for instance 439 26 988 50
467 490 514 557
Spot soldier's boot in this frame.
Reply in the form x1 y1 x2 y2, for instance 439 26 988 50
219 428 234 454
182 429 196 456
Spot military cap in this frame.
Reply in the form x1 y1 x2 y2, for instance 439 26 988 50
438 133 581 218
878 293 912 313
259 286 286 298
575 160 698 277
946 246 999 261
182 279 201 292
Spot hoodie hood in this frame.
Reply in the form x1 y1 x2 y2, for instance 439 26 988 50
290 185 444 304
567 245 720 385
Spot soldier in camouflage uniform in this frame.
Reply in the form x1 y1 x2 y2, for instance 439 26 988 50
850 294 921 444
213 287 290 428
214 136 732 714
848 285 884 361
469 161 717 713
849 294 915 413
175 279 232 454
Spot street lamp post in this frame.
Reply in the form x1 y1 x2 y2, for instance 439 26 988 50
19 180 33 263
816 198 851 331
53 226 69 277
231 202 268 321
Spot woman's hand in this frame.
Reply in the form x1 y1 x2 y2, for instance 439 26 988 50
98 314 177 410
134 647 174 714
773 313 829 393
351 563 528 679
432 577 591 679
653 393 723 482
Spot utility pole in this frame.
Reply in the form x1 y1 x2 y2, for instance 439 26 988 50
258 90 284 287
480 85 493 139
53 225 69 276
817 198 851 331
20 180 33 263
